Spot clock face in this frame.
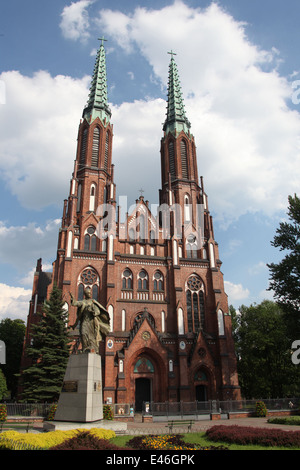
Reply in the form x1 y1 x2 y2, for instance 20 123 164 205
179 341 186 350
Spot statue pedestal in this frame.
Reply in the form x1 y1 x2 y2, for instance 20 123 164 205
54 353 103 422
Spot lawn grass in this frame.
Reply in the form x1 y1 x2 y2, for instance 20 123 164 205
111 431 300 451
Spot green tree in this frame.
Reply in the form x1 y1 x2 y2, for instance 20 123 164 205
21 284 70 402
234 300 300 398
0 369 8 400
268 194 300 341
0 318 25 398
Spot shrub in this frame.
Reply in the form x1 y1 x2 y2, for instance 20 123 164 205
103 404 113 420
0 404 7 422
47 404 57 421
268 416 300 426
206 425 300 447
255 401 267 417
50 431 126 450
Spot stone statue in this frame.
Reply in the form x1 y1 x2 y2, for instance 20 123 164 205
69 287 110 353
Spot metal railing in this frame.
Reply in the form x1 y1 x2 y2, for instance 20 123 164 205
1 398 298 420
1 402 55 418
144 398 300 418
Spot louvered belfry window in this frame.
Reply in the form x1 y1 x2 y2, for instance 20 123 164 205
80 128 87 165
91 127 100 167
169 140 176 180
181 139 188 179
104 132 109 170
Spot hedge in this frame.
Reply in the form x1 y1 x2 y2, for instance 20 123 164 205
206 425 300 447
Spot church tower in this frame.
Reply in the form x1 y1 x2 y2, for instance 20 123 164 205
20 42 241 406
52 38 115 303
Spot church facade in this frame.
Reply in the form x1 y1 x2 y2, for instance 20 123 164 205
20 42 241 408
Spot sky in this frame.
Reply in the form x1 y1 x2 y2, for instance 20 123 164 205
0 0 300 322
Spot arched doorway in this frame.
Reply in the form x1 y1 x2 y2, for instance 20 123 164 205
135 378 152 411
194 368 209 402
195 384 207 402
133 356 154 411
129 347 167 408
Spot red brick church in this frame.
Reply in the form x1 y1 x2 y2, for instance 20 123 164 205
20 41 241 408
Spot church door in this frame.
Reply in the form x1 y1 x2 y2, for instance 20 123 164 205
135 378 151 411
196 384 207 402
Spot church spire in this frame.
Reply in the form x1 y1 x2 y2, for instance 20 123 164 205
163 51 191 135
83 37 112 124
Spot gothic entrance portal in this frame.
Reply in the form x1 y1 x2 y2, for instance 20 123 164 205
134 356 154 411
196 384 207 402
135 378 152 411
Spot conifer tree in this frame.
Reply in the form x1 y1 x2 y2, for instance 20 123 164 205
21 284 70 402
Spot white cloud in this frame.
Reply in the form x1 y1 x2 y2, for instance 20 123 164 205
111 98 164 204
0 219 60 274
0 70 90 209
248 261 267 276
1 1 300 227
0 283 31 321
60 0 94 42
258 288 275 302
224 280 250 302
96 1 300 225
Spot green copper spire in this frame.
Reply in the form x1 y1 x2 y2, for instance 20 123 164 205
83 37 111 124
163 51 190 135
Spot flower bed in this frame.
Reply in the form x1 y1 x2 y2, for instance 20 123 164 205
0 427 116 450
126 434 228 451
206 425 300 448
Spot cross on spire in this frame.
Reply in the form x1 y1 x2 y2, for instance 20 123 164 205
98 36 107 46
168 50 177 59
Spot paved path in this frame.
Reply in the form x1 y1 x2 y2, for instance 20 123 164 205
3 415 299 435
123 415 300 435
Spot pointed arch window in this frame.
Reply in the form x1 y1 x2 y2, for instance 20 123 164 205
184 194 191 222
104 132 109 171
80 128 87 166
77 184 82 212
122 268 133 289
153 271 164 291
180 139 188 179
138 214 146 242
84 226 97 251
89 184 96 212
186 234 198 258
186 275 205 332
138 270 148 290
77 266 100 301
91 127 100 167
168 140 176 181
218 309 225 336
78 283 84 300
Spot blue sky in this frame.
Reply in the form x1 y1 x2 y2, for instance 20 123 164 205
0 0 300 320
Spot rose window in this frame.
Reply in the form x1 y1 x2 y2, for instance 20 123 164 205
187 275 202 292
81 268 98 285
